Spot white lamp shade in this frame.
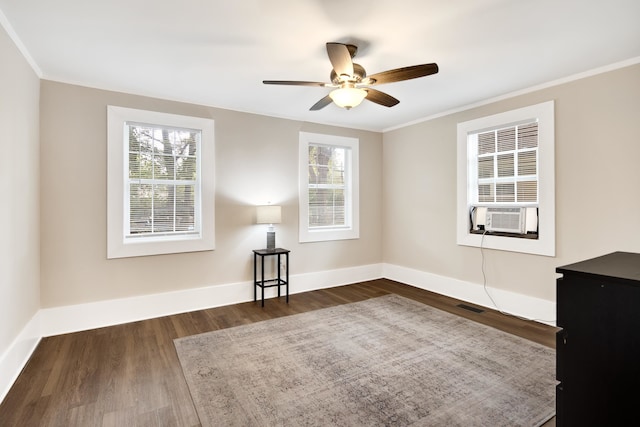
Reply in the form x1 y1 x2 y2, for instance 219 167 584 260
329 87 367 109
256 205 282 224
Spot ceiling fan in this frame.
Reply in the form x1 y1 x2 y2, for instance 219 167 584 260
263 42 438 111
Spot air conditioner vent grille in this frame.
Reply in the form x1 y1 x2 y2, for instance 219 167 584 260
485 207 526 234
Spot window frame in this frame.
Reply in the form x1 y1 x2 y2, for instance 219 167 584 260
299 132 359 243
456 101 555 256
107 106 215 258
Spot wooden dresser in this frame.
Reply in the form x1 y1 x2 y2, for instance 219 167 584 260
556 251 640 426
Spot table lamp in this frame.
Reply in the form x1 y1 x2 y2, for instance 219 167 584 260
256 205 281 249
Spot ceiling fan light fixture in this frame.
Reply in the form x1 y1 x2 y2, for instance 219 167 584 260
329 87 367 109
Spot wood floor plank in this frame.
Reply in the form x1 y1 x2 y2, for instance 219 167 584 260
0 279 557 426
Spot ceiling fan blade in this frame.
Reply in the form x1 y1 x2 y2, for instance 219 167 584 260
326 43 354 78
365 89 400 107
366 63 439 85
310 94 333 111
263 80 327 87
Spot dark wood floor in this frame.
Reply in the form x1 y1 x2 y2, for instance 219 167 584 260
0 279 558 426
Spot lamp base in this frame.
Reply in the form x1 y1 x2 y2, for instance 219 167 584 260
266 231 276 250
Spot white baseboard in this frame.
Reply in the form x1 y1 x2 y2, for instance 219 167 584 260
0 311 41 405
2 262 555 403
38 263 384 338
383 263 556 326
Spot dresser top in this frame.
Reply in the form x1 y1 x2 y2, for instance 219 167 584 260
557 251 640 285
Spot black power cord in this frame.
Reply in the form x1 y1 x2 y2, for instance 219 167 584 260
479 230 556 324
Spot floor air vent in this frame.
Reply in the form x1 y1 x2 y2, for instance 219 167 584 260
457 304 484 314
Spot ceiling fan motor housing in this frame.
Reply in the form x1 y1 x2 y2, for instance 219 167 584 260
331 63 366 85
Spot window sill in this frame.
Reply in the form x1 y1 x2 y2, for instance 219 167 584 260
469 229 539 240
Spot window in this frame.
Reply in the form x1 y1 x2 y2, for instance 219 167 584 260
107 106 215 258
457 101 555 256
299 132 359 242
474 122 538 205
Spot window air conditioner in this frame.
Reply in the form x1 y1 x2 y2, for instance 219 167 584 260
485 207 526 234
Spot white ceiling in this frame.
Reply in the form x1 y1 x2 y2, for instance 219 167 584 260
1 0 639 132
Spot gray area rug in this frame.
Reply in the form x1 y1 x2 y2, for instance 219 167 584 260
174 295 556 426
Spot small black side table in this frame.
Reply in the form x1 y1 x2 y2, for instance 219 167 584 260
253 248 290 307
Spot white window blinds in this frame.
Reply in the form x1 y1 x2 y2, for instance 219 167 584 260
308 144 347 228
126 123 200 237
476 122 538 204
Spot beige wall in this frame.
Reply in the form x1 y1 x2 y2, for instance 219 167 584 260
10 38 640 315
0 26 40 354
39 81 383 307
383 64 640 301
